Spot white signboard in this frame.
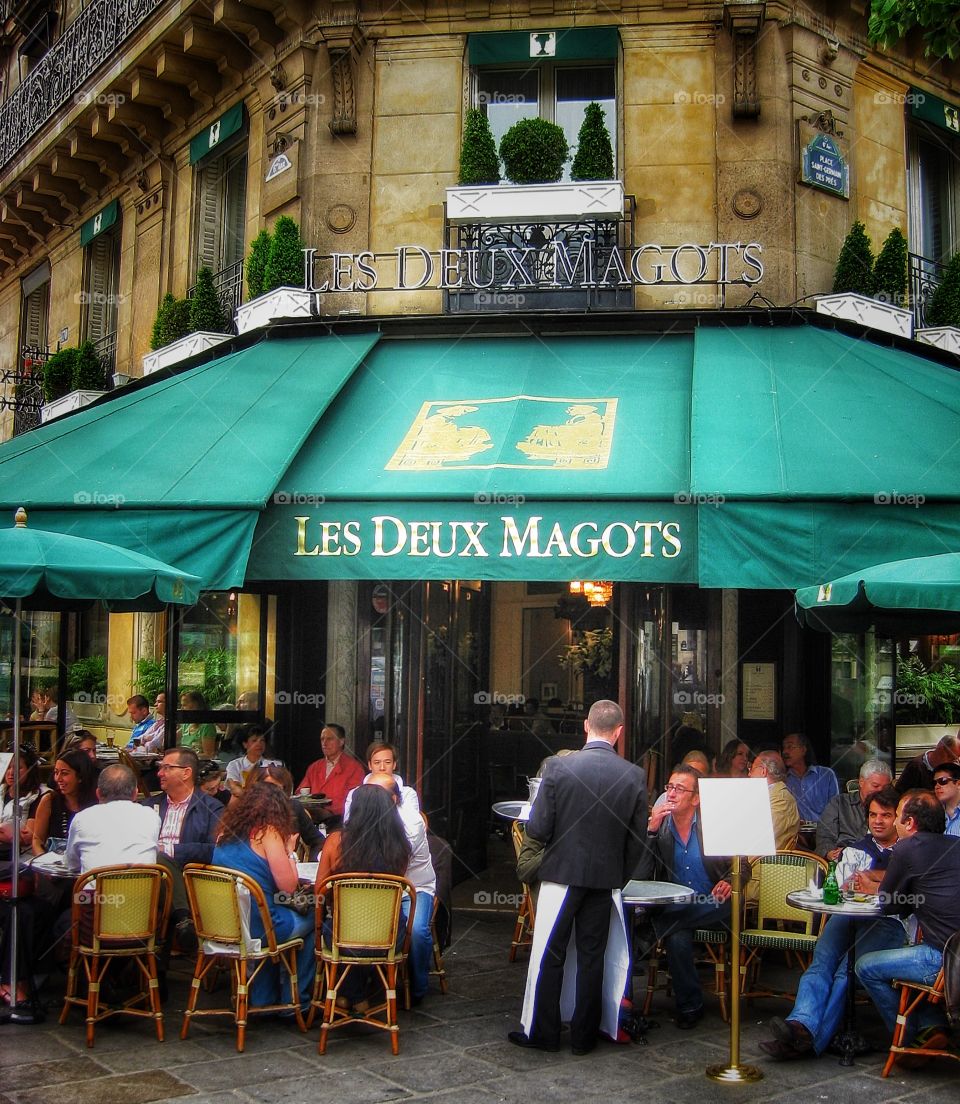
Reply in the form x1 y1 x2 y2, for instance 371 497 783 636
698 778 775 857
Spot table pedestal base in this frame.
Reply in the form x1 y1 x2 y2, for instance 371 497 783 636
829 1029 872 1067
706 1063 763 1083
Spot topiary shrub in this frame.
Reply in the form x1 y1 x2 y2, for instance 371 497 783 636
832 220 875 296
42 347 78 402
264 215 305 291
499 117 569 185
927 251 960 328
458 107 500 185
873 227 908 307
246 229 272 299
189 265 227 333
150 293 192 349
73 341 105 391
571 102 614 181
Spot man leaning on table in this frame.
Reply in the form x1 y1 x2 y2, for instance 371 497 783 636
855 789 960 1056
816 759 893 860
759 785 906 1061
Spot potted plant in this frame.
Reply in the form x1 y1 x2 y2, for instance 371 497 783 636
245 229 272 300
235 215 314 334
571 102 615 182
458 107 500 186
143 285 231 377
894 655 960 765
917 250 960 355
817 221 913 338
68 654 107 712
447 109 624 225
42 347 77 403
40 344 109 423
558 626 615 702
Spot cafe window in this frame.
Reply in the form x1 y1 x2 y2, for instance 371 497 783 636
908 124 959 266
194 140 247 279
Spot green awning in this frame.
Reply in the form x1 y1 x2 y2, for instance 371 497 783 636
189 102 246 164
909 86 960 137
469 27 618 65
0 332 379 588
80 199 119 247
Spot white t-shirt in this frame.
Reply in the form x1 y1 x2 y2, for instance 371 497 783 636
65 800 160 873
225 755 282 785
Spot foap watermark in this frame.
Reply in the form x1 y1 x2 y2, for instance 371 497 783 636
73 490 126 506
673 90 725 106
473 890 525 907
277 91 327 107
877 690 925 708
474 291 526 307
674 690 725 707
72 691 134 710
75 291 127 307
75 890 126 906
674 492 725 507
74 90 126 107
275 690 325 706
477 91 529 105
474 690 525 707
474 491 526 506
874 90 926 106
273 491 326 505
874 492 925 508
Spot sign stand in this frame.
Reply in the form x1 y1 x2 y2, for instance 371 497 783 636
697 778 776 1084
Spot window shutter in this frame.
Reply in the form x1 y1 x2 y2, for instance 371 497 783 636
22 283 48 349
84 233 113 343
196 156 225 272
222 151 248 271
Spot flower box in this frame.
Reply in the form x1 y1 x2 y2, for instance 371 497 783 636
915 326 960 356
41 389 106 423
142 331 232 377
234 287 315 334
446 181 625 224
814 292 913 339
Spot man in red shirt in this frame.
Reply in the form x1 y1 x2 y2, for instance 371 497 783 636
297 724 364 819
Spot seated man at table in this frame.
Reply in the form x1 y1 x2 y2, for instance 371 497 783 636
855 789 960 1054
816 759 893 860
343 741 420 823
633 764 732 1029
123 696 154 750
130 691 166 754
65 763 159 872
296 723 365 820
782 733 839 822
934 761 960 837
759 785 906 1060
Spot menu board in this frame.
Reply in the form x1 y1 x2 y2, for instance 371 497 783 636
742 662 776 721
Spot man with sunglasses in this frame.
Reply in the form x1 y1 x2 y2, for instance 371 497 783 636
635 763 732 1029
933 763 960 837
895 732 960 793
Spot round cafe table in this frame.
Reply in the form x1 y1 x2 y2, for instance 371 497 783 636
786 888 882 1066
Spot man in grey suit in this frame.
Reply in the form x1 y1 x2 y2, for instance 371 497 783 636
508 700 647 1055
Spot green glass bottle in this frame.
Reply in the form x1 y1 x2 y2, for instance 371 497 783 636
823 860 840 905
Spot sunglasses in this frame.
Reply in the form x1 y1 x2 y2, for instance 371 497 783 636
933 777 957 787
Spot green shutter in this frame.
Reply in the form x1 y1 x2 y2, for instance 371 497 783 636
909 87 960 136
79 199 119 247
189 102 246 165
469 28 618 65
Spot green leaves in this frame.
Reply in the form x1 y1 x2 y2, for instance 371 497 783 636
868 0 960 60
571 102 614 182
459 108 500 186
499 117 569 185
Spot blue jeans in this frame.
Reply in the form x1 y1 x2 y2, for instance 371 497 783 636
854 942 946 1043
789 915 906 1054
653 897 731 1014
402 890 434 1000
250 907 315 1008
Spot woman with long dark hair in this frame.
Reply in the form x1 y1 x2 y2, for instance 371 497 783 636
715 739 751 778
31 748 98 855
0 747 47 855
213 782 314 1008
250 764 323 859
317 783 411 882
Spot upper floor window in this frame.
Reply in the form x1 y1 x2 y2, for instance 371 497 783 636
80 200 120 373
469 29 618 182
907 90 960 264
19 261 49 353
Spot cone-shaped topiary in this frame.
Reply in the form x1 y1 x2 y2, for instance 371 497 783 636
571 102 614 181
190 266 227 333
927 251 960 327
499 117 569 185
873 227 908 307
264 216 305 291
150 293 192 349
832 220 875 296
458 107 500 185
246 229 272 299
73 341 105 390
42 347 78 402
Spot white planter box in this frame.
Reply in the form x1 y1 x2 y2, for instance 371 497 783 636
446 180 625 224
41 389 106 423
234 287 314 334
895 723 958 776
915 326 960 355
815 292 913 339
142 331 232 377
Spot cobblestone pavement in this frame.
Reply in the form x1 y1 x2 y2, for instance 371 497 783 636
1 910 956 1104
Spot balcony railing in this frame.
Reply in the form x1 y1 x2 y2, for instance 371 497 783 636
93 329 117 377
0 0 166 171
0 345 47 435
909 251 946 330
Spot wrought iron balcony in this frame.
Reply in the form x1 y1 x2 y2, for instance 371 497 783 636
909 251 946 329
0 345 46 435
0 0 166 172
93 330 117 377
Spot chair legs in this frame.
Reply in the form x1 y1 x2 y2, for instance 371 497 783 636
881 981 956 1077
509 889 534 961
60 948 163 1047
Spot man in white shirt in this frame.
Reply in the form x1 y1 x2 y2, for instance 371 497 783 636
343 741 421 824
65 763 159 872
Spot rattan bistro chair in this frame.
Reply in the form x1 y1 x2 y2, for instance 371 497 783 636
311 872 414 1055
180 864 307 1052
509 820 536 961
739 850 828 1001
60 863 171 1048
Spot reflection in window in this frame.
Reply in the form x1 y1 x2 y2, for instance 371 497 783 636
829 632 894 787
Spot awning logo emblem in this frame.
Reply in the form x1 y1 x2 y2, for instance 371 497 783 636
386 396 617 471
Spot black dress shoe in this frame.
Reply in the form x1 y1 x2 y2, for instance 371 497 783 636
508 1030 560 1052
769 1016 813 1053
759 1038 811 1062
675 1007 703 1030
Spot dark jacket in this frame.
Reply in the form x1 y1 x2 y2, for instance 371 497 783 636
815 791 867 857
146 789 224 866
526 740 647 890
633 813 731 887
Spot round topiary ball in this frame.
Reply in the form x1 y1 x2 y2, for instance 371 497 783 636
499 117 569 185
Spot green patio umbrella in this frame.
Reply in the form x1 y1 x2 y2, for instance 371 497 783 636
796 552 960 634
1 507 200 1023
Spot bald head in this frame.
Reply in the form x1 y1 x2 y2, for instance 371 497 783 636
366 772 401 801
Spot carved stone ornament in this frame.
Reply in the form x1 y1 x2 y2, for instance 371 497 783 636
270 65 287 92
723 2 765 119
321 22 364 137
325 203 356 233
732 188 762 219
803 109 843 138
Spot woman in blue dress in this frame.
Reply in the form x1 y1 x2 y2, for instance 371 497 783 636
213 782 315 1009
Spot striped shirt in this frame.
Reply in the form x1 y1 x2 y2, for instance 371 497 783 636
157 795 191 857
